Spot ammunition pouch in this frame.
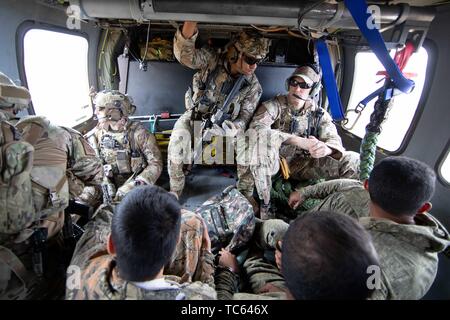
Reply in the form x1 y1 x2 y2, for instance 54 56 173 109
116 150 131 174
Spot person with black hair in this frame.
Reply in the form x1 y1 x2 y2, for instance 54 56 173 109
215 212 379 300
289 156 450 299
282 211 379 300
66 185 216 300
237 65 360 219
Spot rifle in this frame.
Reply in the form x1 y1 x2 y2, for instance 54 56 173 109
210 75 245 127
31 227 48 277
62 200 92 266
193 75 246 161
101 164 116 205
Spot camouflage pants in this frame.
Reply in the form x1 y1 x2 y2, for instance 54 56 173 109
237 129 360 204
164 210 213 283
167 110 194 196
236 129 285 203
243 219 289 294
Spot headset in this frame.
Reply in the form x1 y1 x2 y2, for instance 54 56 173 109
226 44 241 64
285 63 322 99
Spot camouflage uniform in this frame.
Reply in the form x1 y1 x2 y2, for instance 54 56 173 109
238 93 360 204
15 116 103 237
297 180 450 299
168 28 270 196
364 214 450 300
84 91 162 203
66 205 216 300
298 179 369 219
0 72 102 299
164 209 216 286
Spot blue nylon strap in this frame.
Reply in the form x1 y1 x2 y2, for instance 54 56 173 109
316 39 345 121
358 86 384 110
344 0 415 94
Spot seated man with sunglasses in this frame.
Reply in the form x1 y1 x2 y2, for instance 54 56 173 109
237 65 360 219
168 21 271 198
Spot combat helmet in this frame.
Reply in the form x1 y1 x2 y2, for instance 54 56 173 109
93 90 136 117
0 71 31 110
234 31 271 59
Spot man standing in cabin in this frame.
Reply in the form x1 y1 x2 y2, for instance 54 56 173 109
288 156 450 299
82 90 163 204
167 21 271 198
237 65 360 219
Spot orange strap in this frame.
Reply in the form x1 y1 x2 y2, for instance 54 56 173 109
280 156 290 180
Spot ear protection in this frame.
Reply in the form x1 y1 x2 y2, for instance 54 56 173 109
285 63 322 98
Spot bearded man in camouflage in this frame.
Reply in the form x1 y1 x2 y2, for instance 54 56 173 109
82 90 163 204
237 65 360 219
167 21 271 198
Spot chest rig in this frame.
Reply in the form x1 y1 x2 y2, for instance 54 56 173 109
97 122 144 186
275 96 324 139
275 96 325 161
189 57 248 123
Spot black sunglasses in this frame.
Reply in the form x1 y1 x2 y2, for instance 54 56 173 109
243 54 263 65
289 78 313 89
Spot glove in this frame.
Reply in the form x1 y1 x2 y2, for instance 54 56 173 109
222 120 238 137
114 180 142 201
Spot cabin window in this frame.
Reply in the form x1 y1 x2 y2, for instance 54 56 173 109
23 28 91 127
343 47 428 152
439 148 450 185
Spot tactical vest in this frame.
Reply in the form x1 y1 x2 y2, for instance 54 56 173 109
272 95 324 161
273 95 323 139
95 121 146 188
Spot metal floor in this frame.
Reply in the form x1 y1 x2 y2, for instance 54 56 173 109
157 165 238 210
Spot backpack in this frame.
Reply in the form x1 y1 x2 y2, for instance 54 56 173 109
0 120 35 299
15 116 69 222
0 117 69 299
0 120 34 234
195 186 255 254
